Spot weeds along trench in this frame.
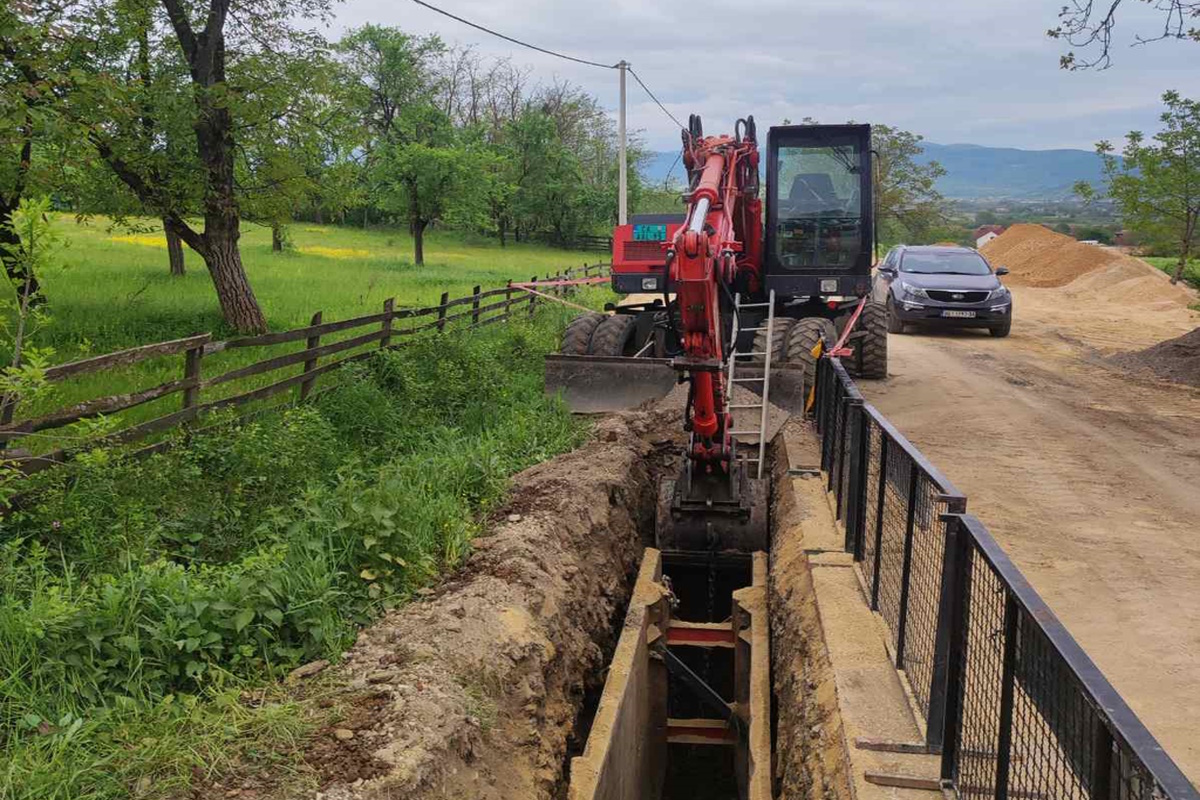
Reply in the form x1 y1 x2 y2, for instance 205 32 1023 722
0 311 595 799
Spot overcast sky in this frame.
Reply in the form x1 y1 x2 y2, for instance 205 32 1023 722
333 0 1197 153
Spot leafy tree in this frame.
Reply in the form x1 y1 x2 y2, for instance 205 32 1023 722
0 197 63 423
872 125 947 243
67 0 335 333
1049 0 1199 69
1078 91 1200 284
377 108 489 265
0 4 66 302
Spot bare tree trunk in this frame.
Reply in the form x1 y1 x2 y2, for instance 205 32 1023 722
498 217 507 247
272 222 283 252
1174 214 1195 285
413 218 427 266
313 206 323 225
165 219 186 275
205 233 266 332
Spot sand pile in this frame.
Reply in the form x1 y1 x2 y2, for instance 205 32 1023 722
980 224 1125 288
982 224 1198 309
1113 327 1200 388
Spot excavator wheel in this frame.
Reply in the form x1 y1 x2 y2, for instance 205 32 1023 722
786 317 837 396
750 318 795 365
561 312 605 355
847 301 888 379
589 314 639 357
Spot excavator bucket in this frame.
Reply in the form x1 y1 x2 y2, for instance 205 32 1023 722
544 355 677 413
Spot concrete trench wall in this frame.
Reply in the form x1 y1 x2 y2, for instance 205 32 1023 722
768 429 856 800
568 549 773 800
568 550 669 800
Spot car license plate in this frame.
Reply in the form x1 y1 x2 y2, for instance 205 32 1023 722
941 310 976 319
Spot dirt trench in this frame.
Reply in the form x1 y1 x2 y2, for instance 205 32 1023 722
295 411 675 800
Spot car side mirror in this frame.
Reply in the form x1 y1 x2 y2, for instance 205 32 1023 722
994 266 1010 277
878 266 896 276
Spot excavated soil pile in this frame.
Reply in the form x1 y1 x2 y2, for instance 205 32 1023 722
981 223 1126 288
1112 326 1200 387
300 412 672 800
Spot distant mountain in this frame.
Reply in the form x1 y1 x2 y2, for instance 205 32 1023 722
915 143 1109 200
638 142 1111 201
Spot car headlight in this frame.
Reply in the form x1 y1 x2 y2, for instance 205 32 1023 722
901 283 929 300
988 286 1010 301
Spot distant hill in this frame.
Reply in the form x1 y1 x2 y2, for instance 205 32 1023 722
915 143 1109 200
639 141 1111 200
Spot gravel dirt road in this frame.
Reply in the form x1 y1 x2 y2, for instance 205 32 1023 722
860 284 1200 781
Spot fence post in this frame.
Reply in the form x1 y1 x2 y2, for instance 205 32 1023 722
926 493 969 750
836 396 860 522
847 403 869 558
505 280 514 320
894 466 921 668
471 284 482 325
299 310 322 402
1090 723 1115 798
528 276 538 318
870 434 889 611
939 516 974 780
182 340 204 410
436 291 450 332
381 298 394 349
994 595 1019 799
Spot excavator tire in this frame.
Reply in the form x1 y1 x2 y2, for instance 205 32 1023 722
589 314 639 357
848 301 888 379
786 317 837 394
561 312 605 355
750 318 795 365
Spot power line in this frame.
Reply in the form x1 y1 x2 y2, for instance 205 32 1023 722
410 0 618 70
409 1 687 135
628 67 686 132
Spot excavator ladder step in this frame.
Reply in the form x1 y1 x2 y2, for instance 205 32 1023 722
726 290 777 479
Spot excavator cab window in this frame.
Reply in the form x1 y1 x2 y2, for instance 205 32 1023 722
765 125 873 277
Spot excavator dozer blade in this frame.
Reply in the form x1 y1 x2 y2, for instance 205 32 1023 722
544 355 677 413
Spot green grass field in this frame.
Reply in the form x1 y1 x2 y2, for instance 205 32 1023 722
6 218 607 454
44 216 602 353
1142 255 1200 290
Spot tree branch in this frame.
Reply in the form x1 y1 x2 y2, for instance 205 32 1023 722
160 0 198 66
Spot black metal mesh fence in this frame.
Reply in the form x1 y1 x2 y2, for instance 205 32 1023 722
813 356 1198 800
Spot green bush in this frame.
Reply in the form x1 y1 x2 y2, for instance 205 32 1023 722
0 313 587 797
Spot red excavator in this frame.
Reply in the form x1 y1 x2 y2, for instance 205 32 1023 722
546 116 887 550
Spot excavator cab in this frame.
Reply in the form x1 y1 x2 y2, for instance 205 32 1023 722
764 124 874 299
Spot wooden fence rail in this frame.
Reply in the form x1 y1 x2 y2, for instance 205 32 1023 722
1 263 610 474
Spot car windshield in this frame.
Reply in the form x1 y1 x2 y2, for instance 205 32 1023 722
900 251 991 275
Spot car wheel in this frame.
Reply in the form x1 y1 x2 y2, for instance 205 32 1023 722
989 319 1012 338
886 295 905 334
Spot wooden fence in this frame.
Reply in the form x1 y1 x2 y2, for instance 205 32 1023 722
1 263 610 475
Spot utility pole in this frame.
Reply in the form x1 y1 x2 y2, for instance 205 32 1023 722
618 60 628 226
